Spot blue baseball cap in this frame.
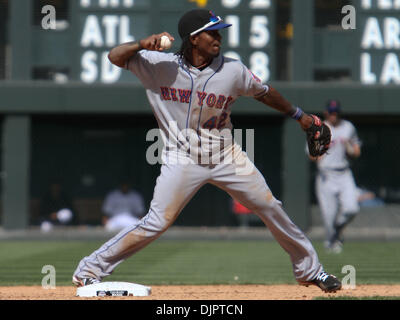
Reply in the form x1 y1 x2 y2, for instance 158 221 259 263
178 9 232 39
326 99 341 114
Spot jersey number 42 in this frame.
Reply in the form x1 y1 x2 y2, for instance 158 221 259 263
202 112 228 130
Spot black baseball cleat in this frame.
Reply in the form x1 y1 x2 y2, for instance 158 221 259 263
299 271 342 293
72 275 100 287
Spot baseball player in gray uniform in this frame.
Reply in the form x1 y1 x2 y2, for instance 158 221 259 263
311 100 361 253
72 9 341 293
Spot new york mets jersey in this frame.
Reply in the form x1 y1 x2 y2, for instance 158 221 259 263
126 51 268 161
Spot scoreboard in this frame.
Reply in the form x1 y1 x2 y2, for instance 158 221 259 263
70 0 275 84
36 0 400 85
356 0 400 84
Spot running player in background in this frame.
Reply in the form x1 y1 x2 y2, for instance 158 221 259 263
310 100 361 253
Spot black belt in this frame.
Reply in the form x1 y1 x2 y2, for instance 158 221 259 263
321 167 349 172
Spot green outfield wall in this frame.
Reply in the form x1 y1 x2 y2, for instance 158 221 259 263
2 0 400 230
0 82 399 230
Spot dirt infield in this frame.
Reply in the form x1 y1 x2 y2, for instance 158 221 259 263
1 284 400 300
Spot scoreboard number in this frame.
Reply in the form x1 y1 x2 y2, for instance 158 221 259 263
249 0 271 9
225 15 240 48
221 0 270 8
250 51 270 83
249 16 269 48
223 12 272 83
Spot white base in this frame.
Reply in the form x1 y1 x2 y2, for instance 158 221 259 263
76 281 152 297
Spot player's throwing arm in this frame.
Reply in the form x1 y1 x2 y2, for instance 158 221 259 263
108 33 175 68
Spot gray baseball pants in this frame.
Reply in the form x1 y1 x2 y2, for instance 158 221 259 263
73 149 323 283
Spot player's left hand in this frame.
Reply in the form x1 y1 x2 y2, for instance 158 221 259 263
304 115 331 157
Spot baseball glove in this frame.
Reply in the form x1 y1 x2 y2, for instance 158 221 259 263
305 115 331 157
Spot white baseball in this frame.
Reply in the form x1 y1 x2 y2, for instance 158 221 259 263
160 35 172 50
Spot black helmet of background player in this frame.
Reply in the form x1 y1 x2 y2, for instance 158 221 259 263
324 99 341 126
176 9 231 59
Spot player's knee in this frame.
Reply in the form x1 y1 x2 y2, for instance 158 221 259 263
342 204 360 215
155 208 179 232
140 208 179 233
245 192 281 214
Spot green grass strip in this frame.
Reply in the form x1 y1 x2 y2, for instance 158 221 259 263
0 240 399 286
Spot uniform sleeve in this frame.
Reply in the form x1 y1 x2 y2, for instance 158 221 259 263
235 61 269 98
125 50 164 88
349 122 361 146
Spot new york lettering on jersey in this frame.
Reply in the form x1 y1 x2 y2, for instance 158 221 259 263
160 86 233 110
